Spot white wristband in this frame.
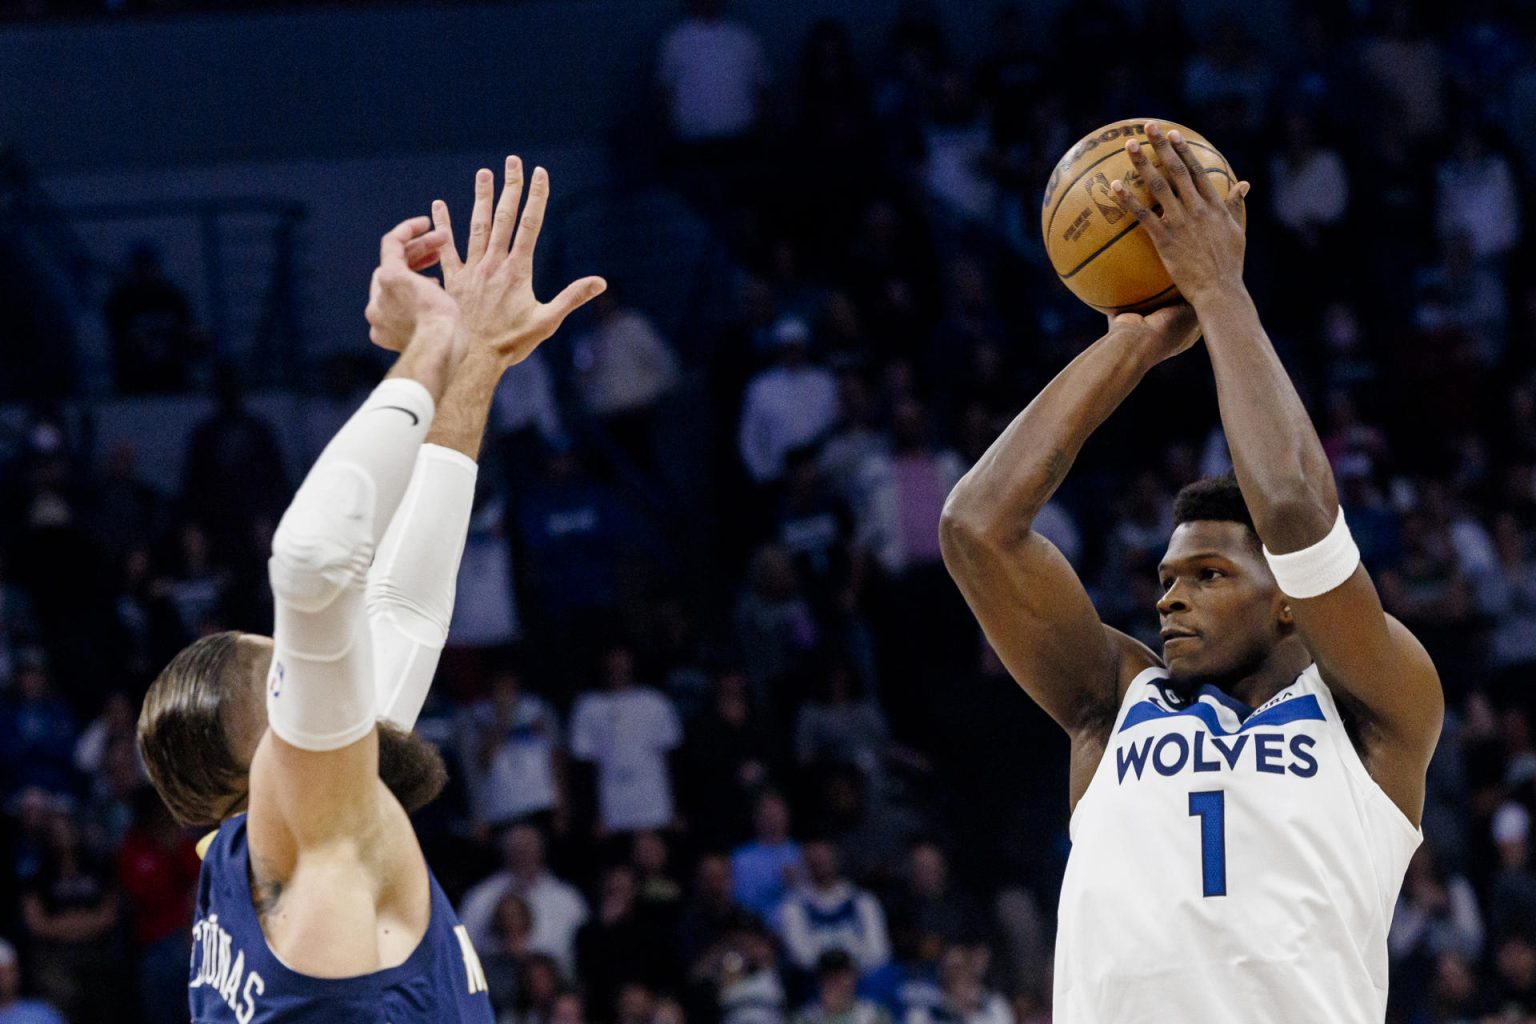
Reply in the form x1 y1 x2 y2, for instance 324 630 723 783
1262 507 1360 599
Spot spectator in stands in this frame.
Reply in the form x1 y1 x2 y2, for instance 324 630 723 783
1436 121 1520 266
794 661 890 789
1388 847 1484 1011
1488 803 1536 942
482 892 535 1018
116 788 199 1024
676 854 756 974
491 351 566 482
886 844 985 956
460 824 591 976
20 806 124 1023
551 991 588 1024
0 651 77 801
570 643 683 837
855 397 961 576
695 918 787 1024
631 830 683 922
1180 15 1272 133
740 318 840 486
906 946 1012 1024
511 955 566 1024
819 375 889 514
779 838 890 974
180 363 289 563
732 791 804 923
1482 931 1536 1017
84 443 167 564
572 292 679 470
447 484 523 660
0 553 36 688
1268 110 1349 316
680 670 774 850
575 865 674 1021
1360 1 1444 141
794 950 892 1024
460 664 566 835
735 545 818 722
1488 512 1536 681
0 938 65 1024
657 0 769 200
104 243 194 395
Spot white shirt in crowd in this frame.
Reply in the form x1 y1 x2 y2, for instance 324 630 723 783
905 993 1014 1024
449 495 521 647
1270 148 1349 234
1437 154 1520 259
461 693 561 828
569 686 683 832
739 364 840 483
492 350 564 441
658 15 768 141
574 309 680 417
779 880 892 972
458 869 590 976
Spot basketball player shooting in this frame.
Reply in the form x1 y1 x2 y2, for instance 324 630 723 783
135 158 604 1024
939 122 1444 1022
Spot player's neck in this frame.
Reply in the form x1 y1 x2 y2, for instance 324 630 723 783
1213 639 1312 712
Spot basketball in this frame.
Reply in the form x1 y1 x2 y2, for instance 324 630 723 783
1041 118 1244 315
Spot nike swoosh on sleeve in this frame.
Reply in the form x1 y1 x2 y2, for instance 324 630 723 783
376 405 421 426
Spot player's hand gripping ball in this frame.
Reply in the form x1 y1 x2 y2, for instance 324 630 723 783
1042 119 1244 314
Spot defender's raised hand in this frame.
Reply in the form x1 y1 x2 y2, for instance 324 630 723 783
365 216 460 353
432 157 607 367
1109 122 1251 306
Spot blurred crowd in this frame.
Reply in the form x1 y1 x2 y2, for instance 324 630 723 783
5 0 1536 1022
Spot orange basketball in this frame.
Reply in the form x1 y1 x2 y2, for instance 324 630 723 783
1041 119 1244 315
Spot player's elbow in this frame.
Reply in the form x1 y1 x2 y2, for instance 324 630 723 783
940 478 1027 558
269 476 375 614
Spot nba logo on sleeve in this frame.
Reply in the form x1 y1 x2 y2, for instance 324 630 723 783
267 661 285 699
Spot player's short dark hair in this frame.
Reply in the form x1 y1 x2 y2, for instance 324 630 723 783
1172 476 1260 550
137 631 255 829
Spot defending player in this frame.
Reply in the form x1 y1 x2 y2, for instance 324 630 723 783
939 122 1443 1022
136 158 604 1023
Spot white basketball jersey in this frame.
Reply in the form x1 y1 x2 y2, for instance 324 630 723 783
1054 664 1420 1023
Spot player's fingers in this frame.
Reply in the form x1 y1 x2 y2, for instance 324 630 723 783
1110 176 1164 238
1226 181 1251 222
488 155 524 257
1166 129 1217 203
403 228 448 272
430 200 463 281
1125 139 1176 221
539 275 608 331
465 168 495 266
1143 123 1194 208
379 216 431 267
510 166 550 268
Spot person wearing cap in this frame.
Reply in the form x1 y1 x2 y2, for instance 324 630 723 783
1490 801 1536 941
738 317 839 485
0 938 67 1024
792 950 892 1024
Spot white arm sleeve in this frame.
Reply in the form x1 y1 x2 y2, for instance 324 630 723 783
266 379 434 752
367 442 478 730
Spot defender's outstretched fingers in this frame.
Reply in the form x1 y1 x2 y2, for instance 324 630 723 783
430 200 462 281
1110 179 1165 239
1125 139 1177 221
538 275 607 332
488 155 524 257
380 216 433 267
1167 129 1217 203
510 166 550 268
1144 122 1194 207
465 168 495 266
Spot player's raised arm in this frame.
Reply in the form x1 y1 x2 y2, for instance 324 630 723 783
1112 122 1443 820
366 158 606 730
939 305 1193 764
248 217 465 866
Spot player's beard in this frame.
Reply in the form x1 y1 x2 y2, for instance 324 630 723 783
377 721 449 814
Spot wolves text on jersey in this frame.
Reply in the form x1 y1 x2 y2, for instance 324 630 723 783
1116 729 1318 784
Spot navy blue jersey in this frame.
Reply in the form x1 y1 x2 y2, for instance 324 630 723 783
189 814 494 1024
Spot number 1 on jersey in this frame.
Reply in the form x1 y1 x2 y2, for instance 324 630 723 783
1188 790 1227 897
